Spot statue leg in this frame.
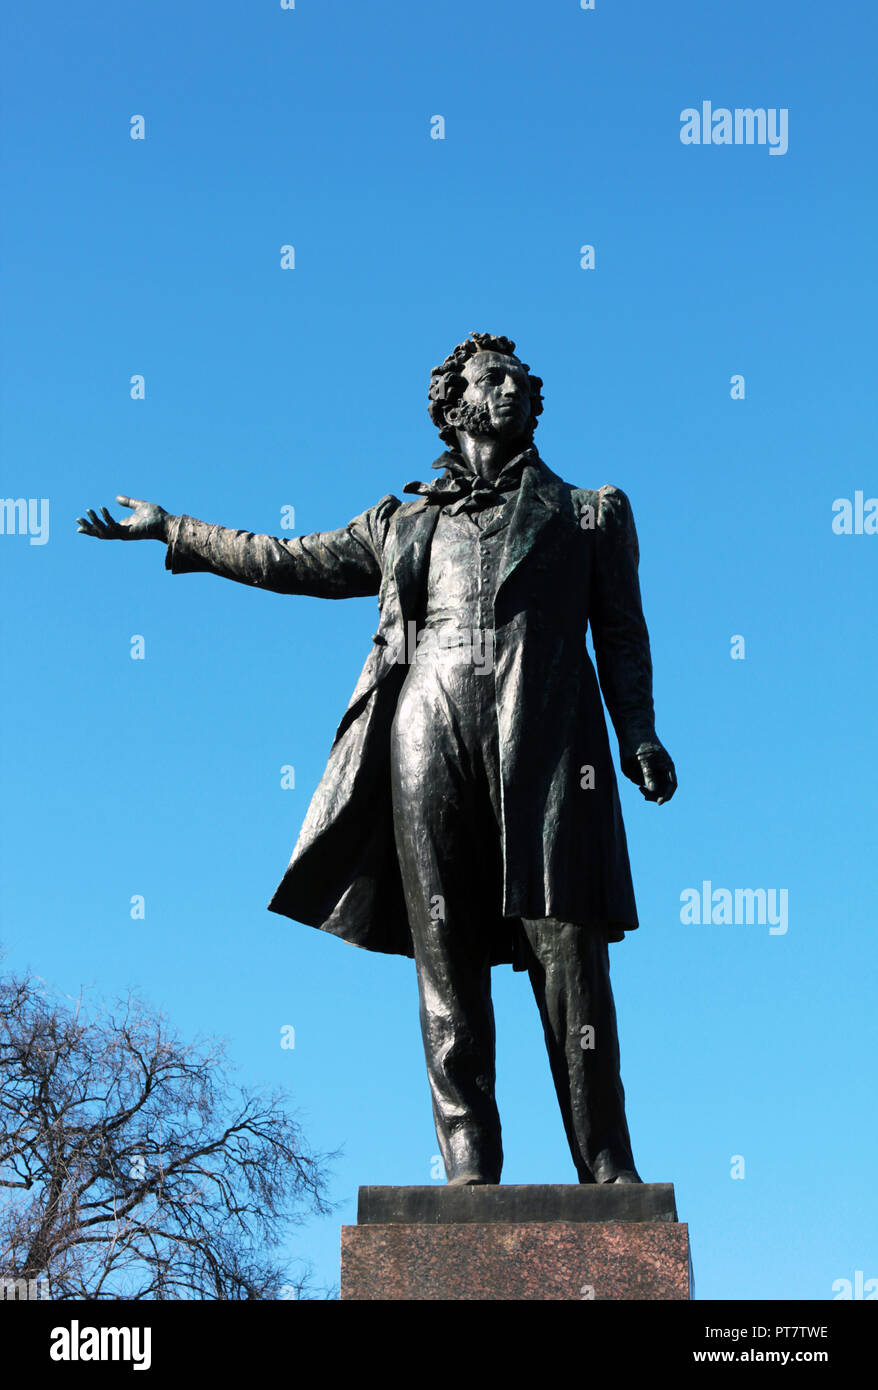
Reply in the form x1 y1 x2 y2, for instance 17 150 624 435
519 919 640 1184
409 911 501 1185
390 663 504 1185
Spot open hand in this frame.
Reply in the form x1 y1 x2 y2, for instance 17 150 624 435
76 495 171 542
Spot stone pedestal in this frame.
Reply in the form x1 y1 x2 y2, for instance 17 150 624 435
341 1184 692 1301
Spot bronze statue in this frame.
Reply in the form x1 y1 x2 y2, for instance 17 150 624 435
78 332 676 1186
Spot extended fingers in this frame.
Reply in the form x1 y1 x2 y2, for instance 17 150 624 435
77 505 119 536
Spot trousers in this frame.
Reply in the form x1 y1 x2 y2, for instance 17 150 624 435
389 636 638 1184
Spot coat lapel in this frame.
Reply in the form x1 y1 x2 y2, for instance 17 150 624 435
391 499 441 622
495 455 568 599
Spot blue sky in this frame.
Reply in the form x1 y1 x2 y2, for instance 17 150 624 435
1 0 876 1299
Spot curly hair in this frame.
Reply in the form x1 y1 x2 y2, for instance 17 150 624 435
428 332 544 447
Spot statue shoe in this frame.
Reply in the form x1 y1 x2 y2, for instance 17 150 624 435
590 1149 643 1184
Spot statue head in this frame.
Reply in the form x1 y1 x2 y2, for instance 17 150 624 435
428 332 544 449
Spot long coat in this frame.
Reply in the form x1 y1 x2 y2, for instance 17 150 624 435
165 452 661 962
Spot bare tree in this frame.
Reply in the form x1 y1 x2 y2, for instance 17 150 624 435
0 963 337 1299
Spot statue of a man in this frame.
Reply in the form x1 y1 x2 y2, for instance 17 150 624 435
78 332 676 1186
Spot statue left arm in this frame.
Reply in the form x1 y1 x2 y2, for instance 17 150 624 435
589 485 676 803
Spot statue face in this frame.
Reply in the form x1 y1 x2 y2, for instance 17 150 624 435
450 351 532 440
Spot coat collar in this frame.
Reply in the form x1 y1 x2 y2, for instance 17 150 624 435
403 444 536 513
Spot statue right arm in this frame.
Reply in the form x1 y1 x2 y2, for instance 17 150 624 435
164 494 400 600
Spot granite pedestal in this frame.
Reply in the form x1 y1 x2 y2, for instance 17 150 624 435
341 1184 692 1300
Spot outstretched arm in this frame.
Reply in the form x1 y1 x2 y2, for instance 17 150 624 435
77 494 400 600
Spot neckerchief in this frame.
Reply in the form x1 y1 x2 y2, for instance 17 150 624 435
404 446 536 515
